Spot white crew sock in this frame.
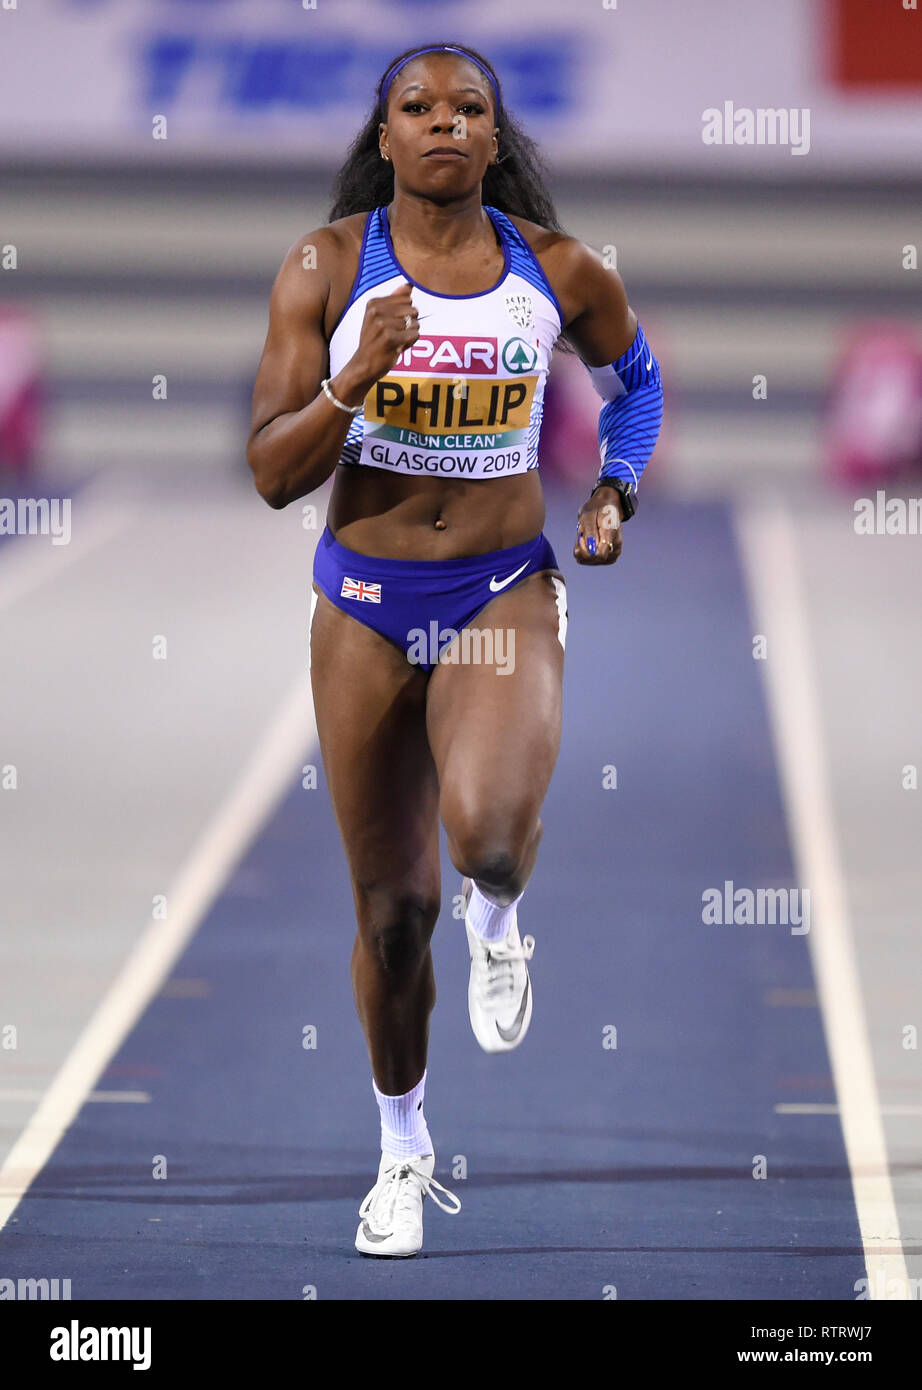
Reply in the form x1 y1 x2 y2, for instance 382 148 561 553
466 880 524 943
372 1070 432 1159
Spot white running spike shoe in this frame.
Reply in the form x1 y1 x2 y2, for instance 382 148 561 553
462 877 536 1053
355 1152 461 1257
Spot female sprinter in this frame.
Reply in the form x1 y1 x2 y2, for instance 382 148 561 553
247 42 663 1257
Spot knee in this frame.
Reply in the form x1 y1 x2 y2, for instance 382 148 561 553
446 818 538 899
356 886 440 978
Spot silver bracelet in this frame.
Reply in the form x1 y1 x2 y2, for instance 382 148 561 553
320 377 364 415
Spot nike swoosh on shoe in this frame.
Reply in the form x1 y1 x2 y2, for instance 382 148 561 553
495 978 530 1043
361 1222 393 1243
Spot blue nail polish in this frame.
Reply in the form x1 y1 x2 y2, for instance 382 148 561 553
587 536 597 555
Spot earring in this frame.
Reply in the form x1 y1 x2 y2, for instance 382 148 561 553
381 151 389 162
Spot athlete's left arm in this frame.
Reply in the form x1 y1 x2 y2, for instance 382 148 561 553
551 241 664 566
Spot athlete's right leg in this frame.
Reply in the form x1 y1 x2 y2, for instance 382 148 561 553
308 586 441 1097
310 588 462 1255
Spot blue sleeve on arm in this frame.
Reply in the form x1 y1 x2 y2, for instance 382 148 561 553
583 322 663 490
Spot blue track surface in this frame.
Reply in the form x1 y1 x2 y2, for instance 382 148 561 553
0 493 864 1299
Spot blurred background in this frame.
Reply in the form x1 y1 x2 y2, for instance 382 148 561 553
1 0 920 496
1 0 921 495
0 0 920 1301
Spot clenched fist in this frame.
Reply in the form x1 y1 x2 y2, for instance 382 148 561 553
351 281 421 385
573 486 624 565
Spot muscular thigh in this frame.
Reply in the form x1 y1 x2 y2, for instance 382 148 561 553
425 570 566 835
309 588 440 890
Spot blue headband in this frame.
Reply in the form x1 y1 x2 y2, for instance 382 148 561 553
381 46 500 112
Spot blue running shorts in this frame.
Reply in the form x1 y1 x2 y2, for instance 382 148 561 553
311 526 562 673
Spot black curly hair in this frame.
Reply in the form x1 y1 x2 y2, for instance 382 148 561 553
328 41 565 233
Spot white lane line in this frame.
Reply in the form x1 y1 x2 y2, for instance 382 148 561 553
0 1090 151 1104
736 501 910 1300
0 502 134 613
776 1104 922 1117
0 669 317 1228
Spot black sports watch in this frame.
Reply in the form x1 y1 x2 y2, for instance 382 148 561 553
590 476 637 521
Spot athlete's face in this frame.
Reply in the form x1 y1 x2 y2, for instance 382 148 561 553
379 55 499 194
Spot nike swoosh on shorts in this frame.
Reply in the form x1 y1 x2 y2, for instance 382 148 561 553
489 561 530 593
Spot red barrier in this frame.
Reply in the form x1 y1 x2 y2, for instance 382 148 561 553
0 306 42 480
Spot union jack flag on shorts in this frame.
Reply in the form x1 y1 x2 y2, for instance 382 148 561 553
340 575 382 604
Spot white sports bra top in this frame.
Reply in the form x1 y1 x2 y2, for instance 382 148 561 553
327 204 563 480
